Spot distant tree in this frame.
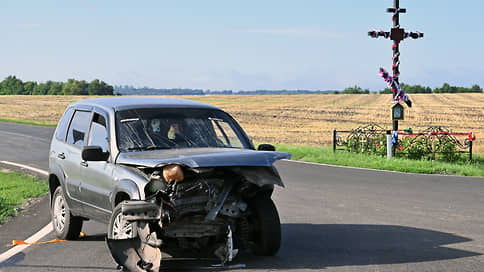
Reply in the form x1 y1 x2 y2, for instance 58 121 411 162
471 84 483 93
343 85 369 94
0 75 24 95
87 79 102 95
435 83 451 93
99 80 114 95
62 79 88 95
32 82 49 95
48 81 63 95
380 87 392 94
23 81 37 95
381 83 432 94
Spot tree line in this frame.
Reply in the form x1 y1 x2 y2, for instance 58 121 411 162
115 85 334 95
117 84 482 95
379 83 482 94
0 76 114 95
1 75 481 96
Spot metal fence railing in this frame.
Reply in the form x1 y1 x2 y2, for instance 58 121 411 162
333 124 475 161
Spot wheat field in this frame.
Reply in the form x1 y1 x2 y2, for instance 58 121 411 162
0 94 483 154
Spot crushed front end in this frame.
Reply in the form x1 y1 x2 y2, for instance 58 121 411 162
107 159 288 271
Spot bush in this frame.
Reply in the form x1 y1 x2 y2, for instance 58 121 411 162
396 135 463 162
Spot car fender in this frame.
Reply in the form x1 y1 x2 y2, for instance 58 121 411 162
111 179 141 210
48 162 67 202
236 166 285 188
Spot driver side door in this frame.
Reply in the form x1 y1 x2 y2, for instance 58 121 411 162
80 110 115 219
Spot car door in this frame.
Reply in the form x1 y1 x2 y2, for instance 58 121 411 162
80 109 115 214
64 109 92 202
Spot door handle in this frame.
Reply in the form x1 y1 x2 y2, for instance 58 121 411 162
80 161 88 167
57 153 66 160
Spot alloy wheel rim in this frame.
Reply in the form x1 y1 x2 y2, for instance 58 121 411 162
112 213 133 239
53 194 66 233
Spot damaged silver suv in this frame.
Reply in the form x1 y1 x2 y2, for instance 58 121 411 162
49 97 290 271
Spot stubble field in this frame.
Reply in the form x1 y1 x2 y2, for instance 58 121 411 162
0 94 483 154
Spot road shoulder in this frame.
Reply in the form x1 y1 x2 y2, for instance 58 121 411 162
0 162 51 254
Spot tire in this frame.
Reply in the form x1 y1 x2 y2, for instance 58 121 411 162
248 195 281 256
51 186 83 240
108 202 137 239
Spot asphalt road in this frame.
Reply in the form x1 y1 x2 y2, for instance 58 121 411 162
1 121 484 271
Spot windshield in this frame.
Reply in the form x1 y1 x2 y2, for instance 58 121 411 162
115 108 250 152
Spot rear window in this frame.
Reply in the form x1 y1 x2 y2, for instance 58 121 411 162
55 108 74 141
66 110 91 146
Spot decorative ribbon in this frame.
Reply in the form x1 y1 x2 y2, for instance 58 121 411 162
379 67 412 107
392 131 399 144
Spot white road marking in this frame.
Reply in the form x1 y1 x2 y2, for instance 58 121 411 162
0 224 53 265
0 161 48 176
0 161 52 265
283 158 429 175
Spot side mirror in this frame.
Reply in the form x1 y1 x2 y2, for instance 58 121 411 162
257 144 276 151
82 146 109 161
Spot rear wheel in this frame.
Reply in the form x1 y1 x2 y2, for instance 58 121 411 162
51 187 83 240
248 195 281 256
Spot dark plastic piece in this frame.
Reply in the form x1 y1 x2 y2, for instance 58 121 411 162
82 146 109 161
257 144 276 151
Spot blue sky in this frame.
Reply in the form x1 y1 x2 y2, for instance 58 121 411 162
1 0 483 91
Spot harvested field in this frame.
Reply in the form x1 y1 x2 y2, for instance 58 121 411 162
0 94 483 154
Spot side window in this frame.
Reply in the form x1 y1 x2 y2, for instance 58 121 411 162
88 113 109 152
211 119 244 148
55 108 74 141
66 110 91 146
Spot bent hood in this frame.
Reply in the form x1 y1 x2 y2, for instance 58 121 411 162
116 148 291 168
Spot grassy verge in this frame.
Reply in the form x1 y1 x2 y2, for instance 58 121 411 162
275 144 484 177
0 118 56 127
0 169 49 223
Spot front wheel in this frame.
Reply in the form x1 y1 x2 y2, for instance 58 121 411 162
107 202 137 239
106 202 161 272
51 187 83 240
248 195 281 256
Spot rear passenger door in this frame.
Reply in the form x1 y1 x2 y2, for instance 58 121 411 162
64 109 92 202
80 110 115 215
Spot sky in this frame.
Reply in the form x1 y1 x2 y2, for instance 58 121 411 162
1 0 483 91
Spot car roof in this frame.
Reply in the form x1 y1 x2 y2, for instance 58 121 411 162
70 97 220 112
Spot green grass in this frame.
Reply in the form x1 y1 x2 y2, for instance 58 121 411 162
0 169 49 223
274 144 484 177
0 118 56 127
